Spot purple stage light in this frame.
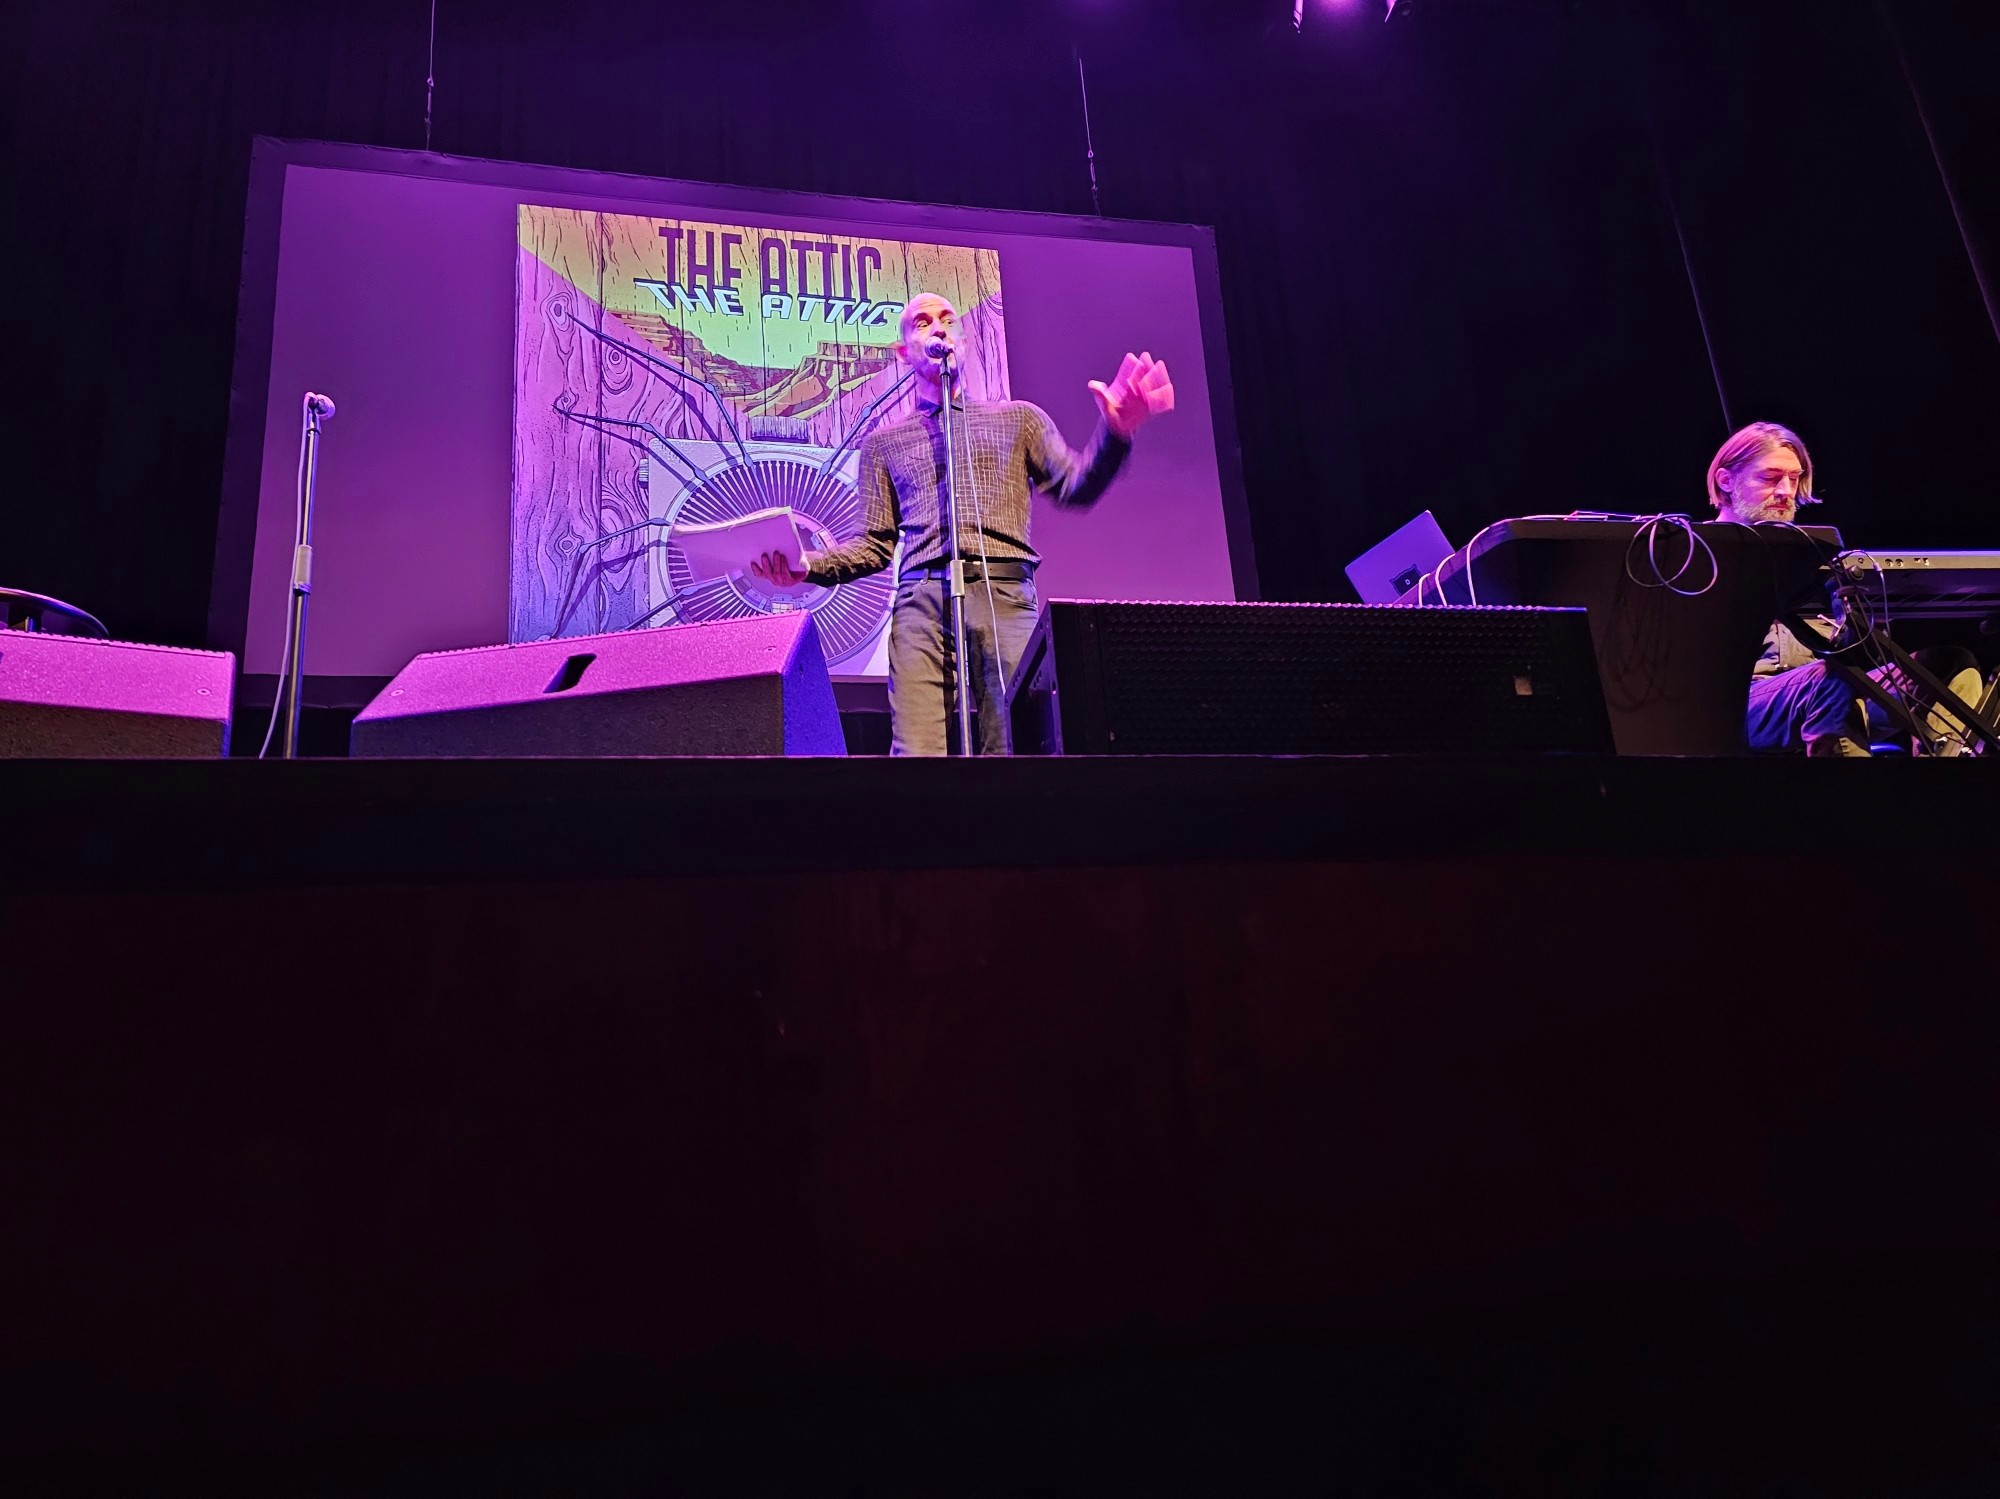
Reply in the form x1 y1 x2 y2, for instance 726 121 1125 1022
1297 0 1368 28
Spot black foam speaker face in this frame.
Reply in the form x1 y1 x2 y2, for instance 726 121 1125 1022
1008 601 1612 756
351 613 847 757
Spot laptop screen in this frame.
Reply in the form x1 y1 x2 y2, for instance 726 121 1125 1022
1345 511 1454 604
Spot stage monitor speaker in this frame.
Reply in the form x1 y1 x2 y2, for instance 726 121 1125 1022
351 612 847 757
0 632 234 757
1006 600 1612 756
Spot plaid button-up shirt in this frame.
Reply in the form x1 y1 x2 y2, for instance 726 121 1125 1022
805 396 1131 586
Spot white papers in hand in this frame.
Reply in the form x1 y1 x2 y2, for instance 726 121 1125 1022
671 506 807 584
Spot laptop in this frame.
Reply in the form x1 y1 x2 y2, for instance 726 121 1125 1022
1345 511 1454 604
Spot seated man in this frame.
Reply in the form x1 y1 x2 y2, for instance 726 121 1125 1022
1708 421 1984 756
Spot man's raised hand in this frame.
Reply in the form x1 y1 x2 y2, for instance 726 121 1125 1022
1088 351 1175 440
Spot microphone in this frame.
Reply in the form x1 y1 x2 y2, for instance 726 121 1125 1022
923 336 959 387
304 391 337 418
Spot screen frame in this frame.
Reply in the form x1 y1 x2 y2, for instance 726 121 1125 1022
210 135 1258 690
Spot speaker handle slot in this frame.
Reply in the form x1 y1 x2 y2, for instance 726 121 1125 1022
544 653 597 694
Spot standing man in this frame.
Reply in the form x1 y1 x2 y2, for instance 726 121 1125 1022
753 292 1174 755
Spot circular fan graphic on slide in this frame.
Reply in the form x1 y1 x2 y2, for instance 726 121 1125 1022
655 448 892 668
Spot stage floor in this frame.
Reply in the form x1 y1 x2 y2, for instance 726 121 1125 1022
5 753 1998 1492
6 750 1999 885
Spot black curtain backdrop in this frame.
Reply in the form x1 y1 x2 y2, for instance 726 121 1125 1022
3 0 1996 651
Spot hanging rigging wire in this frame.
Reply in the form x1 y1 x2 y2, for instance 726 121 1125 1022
1074 47 1102 218
424 0 439 153
1878 0 2000 354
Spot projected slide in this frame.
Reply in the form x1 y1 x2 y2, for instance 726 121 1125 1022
515 207 1005 669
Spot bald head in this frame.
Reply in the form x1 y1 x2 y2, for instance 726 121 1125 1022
897 293 958 351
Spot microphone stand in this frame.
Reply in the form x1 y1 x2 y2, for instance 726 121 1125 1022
281 397 332 758
935 352 976 755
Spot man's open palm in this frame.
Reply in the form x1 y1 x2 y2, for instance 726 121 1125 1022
1089 352 1175 440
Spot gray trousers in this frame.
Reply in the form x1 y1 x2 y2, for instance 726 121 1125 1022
887 572 1040 756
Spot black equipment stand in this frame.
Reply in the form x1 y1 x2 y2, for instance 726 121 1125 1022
1795 590 2000 756
935 354 975 755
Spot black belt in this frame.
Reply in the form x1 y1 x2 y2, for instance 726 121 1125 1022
900 561 1035 583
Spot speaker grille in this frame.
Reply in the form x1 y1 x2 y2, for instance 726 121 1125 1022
1033 601 1610 756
